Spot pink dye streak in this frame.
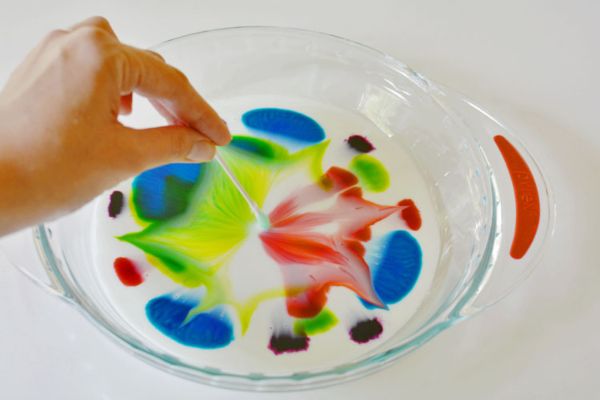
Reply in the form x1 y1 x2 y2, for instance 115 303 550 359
259 167 408 318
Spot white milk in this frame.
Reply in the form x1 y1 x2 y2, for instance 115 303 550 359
91 96 441 375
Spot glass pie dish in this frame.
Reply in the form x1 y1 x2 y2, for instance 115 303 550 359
0 27 554 391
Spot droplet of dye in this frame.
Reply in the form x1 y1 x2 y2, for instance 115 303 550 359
346 134 375 153
268 333 310 355
146 295 233 349
242 108 325 144
132 163 202 221
293 308 338 336
398 199 422 230
108 190 124 218
349 318 383 344
348 154 390 192
113 257 143 286
361 230 422 309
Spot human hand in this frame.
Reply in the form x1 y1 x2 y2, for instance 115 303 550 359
0 17 230 235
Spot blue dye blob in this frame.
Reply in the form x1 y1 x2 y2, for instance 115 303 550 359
132 163 202 221
146 295 233 349
361 230 422 309
242 108 325 144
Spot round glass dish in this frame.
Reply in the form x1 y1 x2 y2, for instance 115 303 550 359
0 27 554 391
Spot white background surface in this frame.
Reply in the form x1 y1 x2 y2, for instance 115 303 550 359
1 1 599 399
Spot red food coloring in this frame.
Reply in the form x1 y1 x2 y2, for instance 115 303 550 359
327 166 359 189
319 166 358 191
344 240 366 258
259 232 347 266
108 190 124 218
269 333 310 355
260 166 414 318
285 286 329 318
346 135 375 153
398 199 422 230
349 318 383 343
340 186 363 199
351 226 372 241
113 257 143 286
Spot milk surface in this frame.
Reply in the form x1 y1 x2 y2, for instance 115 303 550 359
92 96 441 375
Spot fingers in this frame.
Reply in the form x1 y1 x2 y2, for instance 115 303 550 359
118 125 216 171
148 98 183 125
117 44 231 145
67 16 230 146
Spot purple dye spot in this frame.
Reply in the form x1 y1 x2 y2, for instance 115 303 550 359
108 191 124 218
268 333 310 355
349 318 383 344
346 135 375 153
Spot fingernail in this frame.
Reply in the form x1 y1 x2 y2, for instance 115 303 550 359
187 141 215 162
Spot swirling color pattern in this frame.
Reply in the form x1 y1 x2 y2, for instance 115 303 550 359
115 108 423 354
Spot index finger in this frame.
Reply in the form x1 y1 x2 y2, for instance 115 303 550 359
118 44 231 146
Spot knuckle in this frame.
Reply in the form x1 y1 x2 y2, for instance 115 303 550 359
65 27 120 70
77 26 111 45
88 16 111 30
171 67 190 86
44 29 68 43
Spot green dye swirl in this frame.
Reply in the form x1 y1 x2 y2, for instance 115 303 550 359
119 136 330 332
348 154 390 192
293 309 338 336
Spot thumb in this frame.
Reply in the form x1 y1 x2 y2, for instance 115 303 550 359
118 125 216 171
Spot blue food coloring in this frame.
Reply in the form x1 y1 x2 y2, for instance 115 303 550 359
132 163 202 221
146 295 233 349
361 230 422 309
242 108 325 144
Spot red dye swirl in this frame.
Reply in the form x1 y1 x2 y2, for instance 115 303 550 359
259 167 414 318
